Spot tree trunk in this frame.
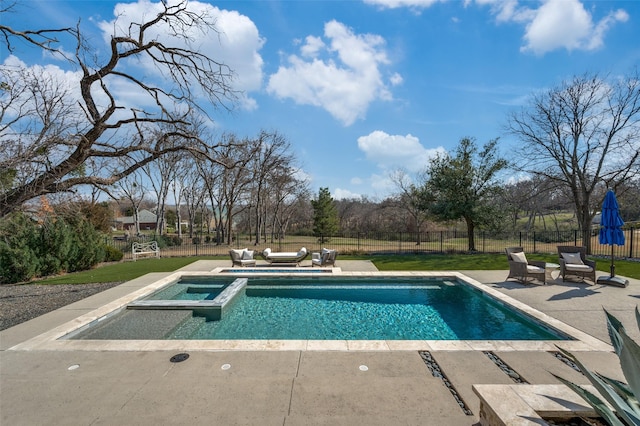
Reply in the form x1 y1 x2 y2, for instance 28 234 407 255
465 216 476 252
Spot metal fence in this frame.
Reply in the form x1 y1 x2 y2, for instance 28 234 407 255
107 227 640 261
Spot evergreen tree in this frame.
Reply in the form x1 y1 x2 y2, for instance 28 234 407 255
423 137 507 251
311 187 339 243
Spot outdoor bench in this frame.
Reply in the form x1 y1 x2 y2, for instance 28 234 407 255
132 241 160 261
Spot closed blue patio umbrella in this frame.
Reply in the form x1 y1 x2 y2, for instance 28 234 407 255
597 190 628 287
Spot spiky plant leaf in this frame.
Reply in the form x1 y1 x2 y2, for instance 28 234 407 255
597 373 636 400
634 307 640 334
552 373 625 426
618 327 640 403
597 373 640 415
606 308 626 356
556 346 640 425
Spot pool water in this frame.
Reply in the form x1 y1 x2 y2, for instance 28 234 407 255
143 277 236 301
158 277 565 341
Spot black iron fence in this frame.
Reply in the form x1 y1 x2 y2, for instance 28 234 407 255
107 227 640 261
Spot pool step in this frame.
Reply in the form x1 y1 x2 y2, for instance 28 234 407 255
127 278 248 321
72 309 194 340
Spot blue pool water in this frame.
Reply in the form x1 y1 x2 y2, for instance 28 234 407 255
74 276 568 341
143 277 236 301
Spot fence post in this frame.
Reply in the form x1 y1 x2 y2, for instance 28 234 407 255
519 231 522 247
482 231 485 253
440 231 444 253
358 232 361 252
533 232 536 253
574 230 578 246
630 227 635 258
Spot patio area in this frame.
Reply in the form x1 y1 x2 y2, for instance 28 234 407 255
1 259 638 425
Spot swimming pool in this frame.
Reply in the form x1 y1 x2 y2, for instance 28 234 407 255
67 276 569 341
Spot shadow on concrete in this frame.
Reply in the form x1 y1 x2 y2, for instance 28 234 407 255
547 286 601 301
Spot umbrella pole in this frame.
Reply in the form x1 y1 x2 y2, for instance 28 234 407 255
610 244 615 278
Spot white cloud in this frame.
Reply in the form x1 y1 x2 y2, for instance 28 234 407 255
363 0 447 10
472 0 628 55
350 177 364 185
267 20 399 126
357 130 445 173
333 188 363 200
98 0 265 110
300 36 325 58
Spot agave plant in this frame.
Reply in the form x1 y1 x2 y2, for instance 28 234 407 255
554 308 640 426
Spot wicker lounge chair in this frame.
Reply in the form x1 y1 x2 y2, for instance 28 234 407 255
557 246 596 283
505 247 547 285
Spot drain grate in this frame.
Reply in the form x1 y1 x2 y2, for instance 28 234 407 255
419 351 473 416
483 351 529 384
551 351 582 374
170 353 190 363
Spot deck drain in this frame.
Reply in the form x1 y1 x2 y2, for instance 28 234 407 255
221 363 231 370
551 351 582 374
359 365 369 371
68 364 80 371
483 351 529 384
419 351 473 416
170 353 190 363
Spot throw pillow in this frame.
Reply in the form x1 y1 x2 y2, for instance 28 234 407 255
562 252 584 265
242 250 254 260
510 251 528 263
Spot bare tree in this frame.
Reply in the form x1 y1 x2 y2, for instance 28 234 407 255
0 0 235 216
247 131 295 245
111 172 148 236
390 169 431 244
216 136 253 244
508 72 640 252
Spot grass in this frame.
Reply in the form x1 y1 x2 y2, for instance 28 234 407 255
36 257 219 285
33 253 640 285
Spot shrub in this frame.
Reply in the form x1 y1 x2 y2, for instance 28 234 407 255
65 217 104 272
0 243 40 284
103 245 124 262
0 213 41 284
37 218 73 276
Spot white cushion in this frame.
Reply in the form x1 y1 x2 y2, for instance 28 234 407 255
263 248 271 257
231 249 244 260
562 252 584 265
242 250 254 260
566 264 593 272
298 247 307 256
510 251 528 263
527 265 545 273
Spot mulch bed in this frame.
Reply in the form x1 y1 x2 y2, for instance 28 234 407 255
0 282 124 331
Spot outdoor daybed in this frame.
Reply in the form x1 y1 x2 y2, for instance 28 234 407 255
261 247 308 265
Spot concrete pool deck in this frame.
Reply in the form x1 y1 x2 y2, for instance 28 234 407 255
1 259 638 425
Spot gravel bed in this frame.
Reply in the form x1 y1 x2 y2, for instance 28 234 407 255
0 282 124 331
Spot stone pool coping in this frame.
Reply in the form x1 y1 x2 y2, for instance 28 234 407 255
6 268 612 353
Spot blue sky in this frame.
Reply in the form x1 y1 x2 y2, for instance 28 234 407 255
3 0 639 200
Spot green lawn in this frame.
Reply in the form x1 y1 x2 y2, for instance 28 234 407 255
34 253 640 285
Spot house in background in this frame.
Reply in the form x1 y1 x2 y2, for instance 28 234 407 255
114 209 159 232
